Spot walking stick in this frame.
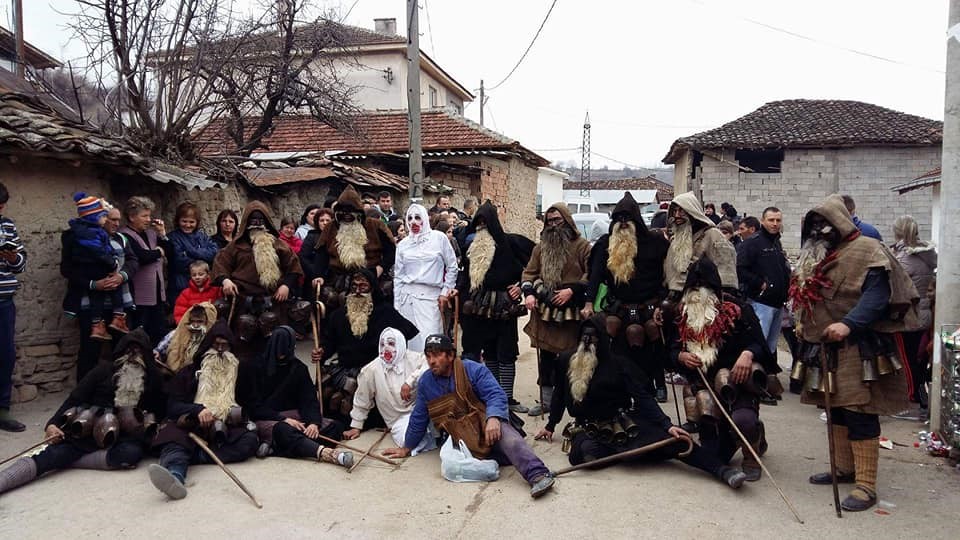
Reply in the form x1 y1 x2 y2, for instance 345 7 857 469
0 434 61 467
227 295 237 326
821 344 843 518
552 435 693 477
188 432 262 509
659 327 682 425
452 294 460 353
312 286 326 416
348 429 390 473
697 368 804 524
536 347 545 419
314 433 399 467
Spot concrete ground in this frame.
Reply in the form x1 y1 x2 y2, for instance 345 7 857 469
1 320 958 539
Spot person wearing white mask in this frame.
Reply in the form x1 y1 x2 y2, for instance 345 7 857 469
393 204 459 353
341 328 436 454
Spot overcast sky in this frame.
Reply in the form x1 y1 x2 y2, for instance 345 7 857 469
9 0 950 169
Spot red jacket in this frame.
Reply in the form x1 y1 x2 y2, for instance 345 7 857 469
280 232 303 254
173 278 222 323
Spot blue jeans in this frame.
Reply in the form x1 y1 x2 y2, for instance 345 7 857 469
489 422 550 484
749 300 782 356
0 299 15 409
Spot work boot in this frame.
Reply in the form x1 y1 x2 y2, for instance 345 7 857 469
841 438 879 511
0 457 37 495
530 473 555 498
108 313 129 334
148 464 187 500
318 445 354 468
90 320 112 341
509 399 529 414
0 408 25 432
527 386 553 416
809 424 856 485
719 466 746 489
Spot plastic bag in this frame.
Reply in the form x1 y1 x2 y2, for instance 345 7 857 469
439 437 500 483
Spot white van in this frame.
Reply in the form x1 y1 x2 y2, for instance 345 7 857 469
563 195 600 215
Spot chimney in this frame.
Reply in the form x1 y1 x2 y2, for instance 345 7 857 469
374 18 397 36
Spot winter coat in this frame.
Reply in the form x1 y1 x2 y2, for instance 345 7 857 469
167 228 219 301
61 229 138 317
310 188 396 282
173 278 222 324
736 227 791 308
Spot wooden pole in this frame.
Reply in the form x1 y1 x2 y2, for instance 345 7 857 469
312 288 325 416
821 346 843 518
347 430 390 473
188 433 262 509
314 433 399 467
0 434 60 467
552 435 693 477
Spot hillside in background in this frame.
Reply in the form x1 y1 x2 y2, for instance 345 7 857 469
557 165 674 184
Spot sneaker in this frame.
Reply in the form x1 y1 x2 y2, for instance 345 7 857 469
890 409 921 421
720 467 746 489
336 450 354 468
527 403 546 416
509 399 529 414
819 412 827 423
148 464 187 500
530 473 555 498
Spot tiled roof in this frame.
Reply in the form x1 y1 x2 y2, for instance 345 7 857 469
891 167 941 194
565 176 674 200
241 157 407 191
663 99 943 163
308 21 405 46
197 109 548 165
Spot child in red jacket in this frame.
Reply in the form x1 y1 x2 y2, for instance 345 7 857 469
279 216 303 253
173 260 222 323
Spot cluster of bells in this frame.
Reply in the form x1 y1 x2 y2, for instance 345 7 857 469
212 298 314 342
682 364 769 423
59 406 159 449
790 351 903 393
175 406 253 448
461 290 527 320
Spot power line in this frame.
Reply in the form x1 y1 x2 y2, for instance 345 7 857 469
423 0 437 58
488 0 558 91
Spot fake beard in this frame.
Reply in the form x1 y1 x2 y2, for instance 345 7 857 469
251 229 281 291
669 221 694 275
345 292 374 338
607 222 637 286
467 228 496 292
568 341 598 404
195 349 240 420
336 220 368 270
540 225 573 289
680 287 720 369
167 328 206 374
795 237 830 285
113 353 146 408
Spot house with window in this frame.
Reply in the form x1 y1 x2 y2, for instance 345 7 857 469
0 26 61 73
662 99 942 250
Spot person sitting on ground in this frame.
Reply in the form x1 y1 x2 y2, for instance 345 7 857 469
155 303 218 376
383 334 556 499
173 260 222 324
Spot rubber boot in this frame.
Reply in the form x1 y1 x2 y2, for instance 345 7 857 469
90 320 112 341
0 457 37 495
527 386 553 416
809 424 856 484
842 438 879 511
108 313 130 334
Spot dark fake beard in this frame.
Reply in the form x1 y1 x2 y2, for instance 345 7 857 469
540 225 573 289
345 292 374 337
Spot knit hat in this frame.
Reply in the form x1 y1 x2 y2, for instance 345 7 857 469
74 192 107 222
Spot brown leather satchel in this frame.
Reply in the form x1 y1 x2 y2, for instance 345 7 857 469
427 357 492 458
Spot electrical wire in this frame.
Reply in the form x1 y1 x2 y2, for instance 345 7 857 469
488 0 559 90
423 0 437 58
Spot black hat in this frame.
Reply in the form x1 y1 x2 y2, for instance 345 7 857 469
424 334 455 352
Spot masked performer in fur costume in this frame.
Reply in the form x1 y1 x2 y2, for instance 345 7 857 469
148 322 272 500
253 326 353 467
154 302 218 376
393 203 458 353
533 317 748 489
1 329 165 495
312 268 417 421
300 186 396 311
457 201 535 412
212 201 304 353
342 327 436 454
663 192 738 295
582 193 671 401
668 257 779 481
521 202 591 416
790 194 917 511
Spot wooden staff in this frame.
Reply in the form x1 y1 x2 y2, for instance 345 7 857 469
312 287 326 416
314 433 398 467
659 326 682 425
0 434 61 467
227 295 237 326
452 294 460 353
188 432 262 509
347 429 390 473
821 345 843 518
697 368 804 524
552 435 693 477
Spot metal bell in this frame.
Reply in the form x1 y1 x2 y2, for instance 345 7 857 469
611 421 628 445
804 366 822 393
876 355 894 376
619 414 640 438
887 352 904 372
714 368 737 402
862 358 880 382
790 361 807 382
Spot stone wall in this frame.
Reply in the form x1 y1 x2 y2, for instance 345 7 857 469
696 146 941 253
445 155 539 240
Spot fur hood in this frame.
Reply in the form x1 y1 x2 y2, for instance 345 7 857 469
237 200 279 240
114 328 153 360
545 201 580 238
167 302 219 373
683 256 722 293
609 192 648 234
465 201 506 242
189 321 236 369
336 186 364 213
670 192 715 230
801 194 858 242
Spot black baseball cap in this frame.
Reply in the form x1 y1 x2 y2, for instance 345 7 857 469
424 334 454 352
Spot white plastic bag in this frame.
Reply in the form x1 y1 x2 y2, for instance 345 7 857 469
439 437 500 483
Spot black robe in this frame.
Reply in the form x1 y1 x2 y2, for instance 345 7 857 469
321 303 418 370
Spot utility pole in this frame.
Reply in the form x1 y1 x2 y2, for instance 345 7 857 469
479 80 485 127
932 0 960 436
13 0 25 79
579 111 591 197
406 0 423 202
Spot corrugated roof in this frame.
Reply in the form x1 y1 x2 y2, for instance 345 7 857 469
663 99 943 164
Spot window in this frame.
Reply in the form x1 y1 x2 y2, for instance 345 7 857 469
428 86 438 108
449 100 462 115
735 148 783 173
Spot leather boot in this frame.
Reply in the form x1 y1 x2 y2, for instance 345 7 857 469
842 438 879 511
90 320 112 341
809 424 856 484
318 445 354 468
0 457 37 495
108 313 129 334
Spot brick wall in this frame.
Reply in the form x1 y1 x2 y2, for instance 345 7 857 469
697 146 941 253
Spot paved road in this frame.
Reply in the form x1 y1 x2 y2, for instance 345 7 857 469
1 322 957 539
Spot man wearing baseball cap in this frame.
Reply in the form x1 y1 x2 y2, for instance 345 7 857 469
383 334 555 498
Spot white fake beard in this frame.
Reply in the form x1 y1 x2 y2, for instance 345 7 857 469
795 237 830 285
167 328 206 374
251 229 281 291
607 223 637 286
195 350 240 420
669 221 694 274
467 228 496 292
113 354 146 408
568 341 598 404
680 287 720 369
345 293 374 338
336 220 368 270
